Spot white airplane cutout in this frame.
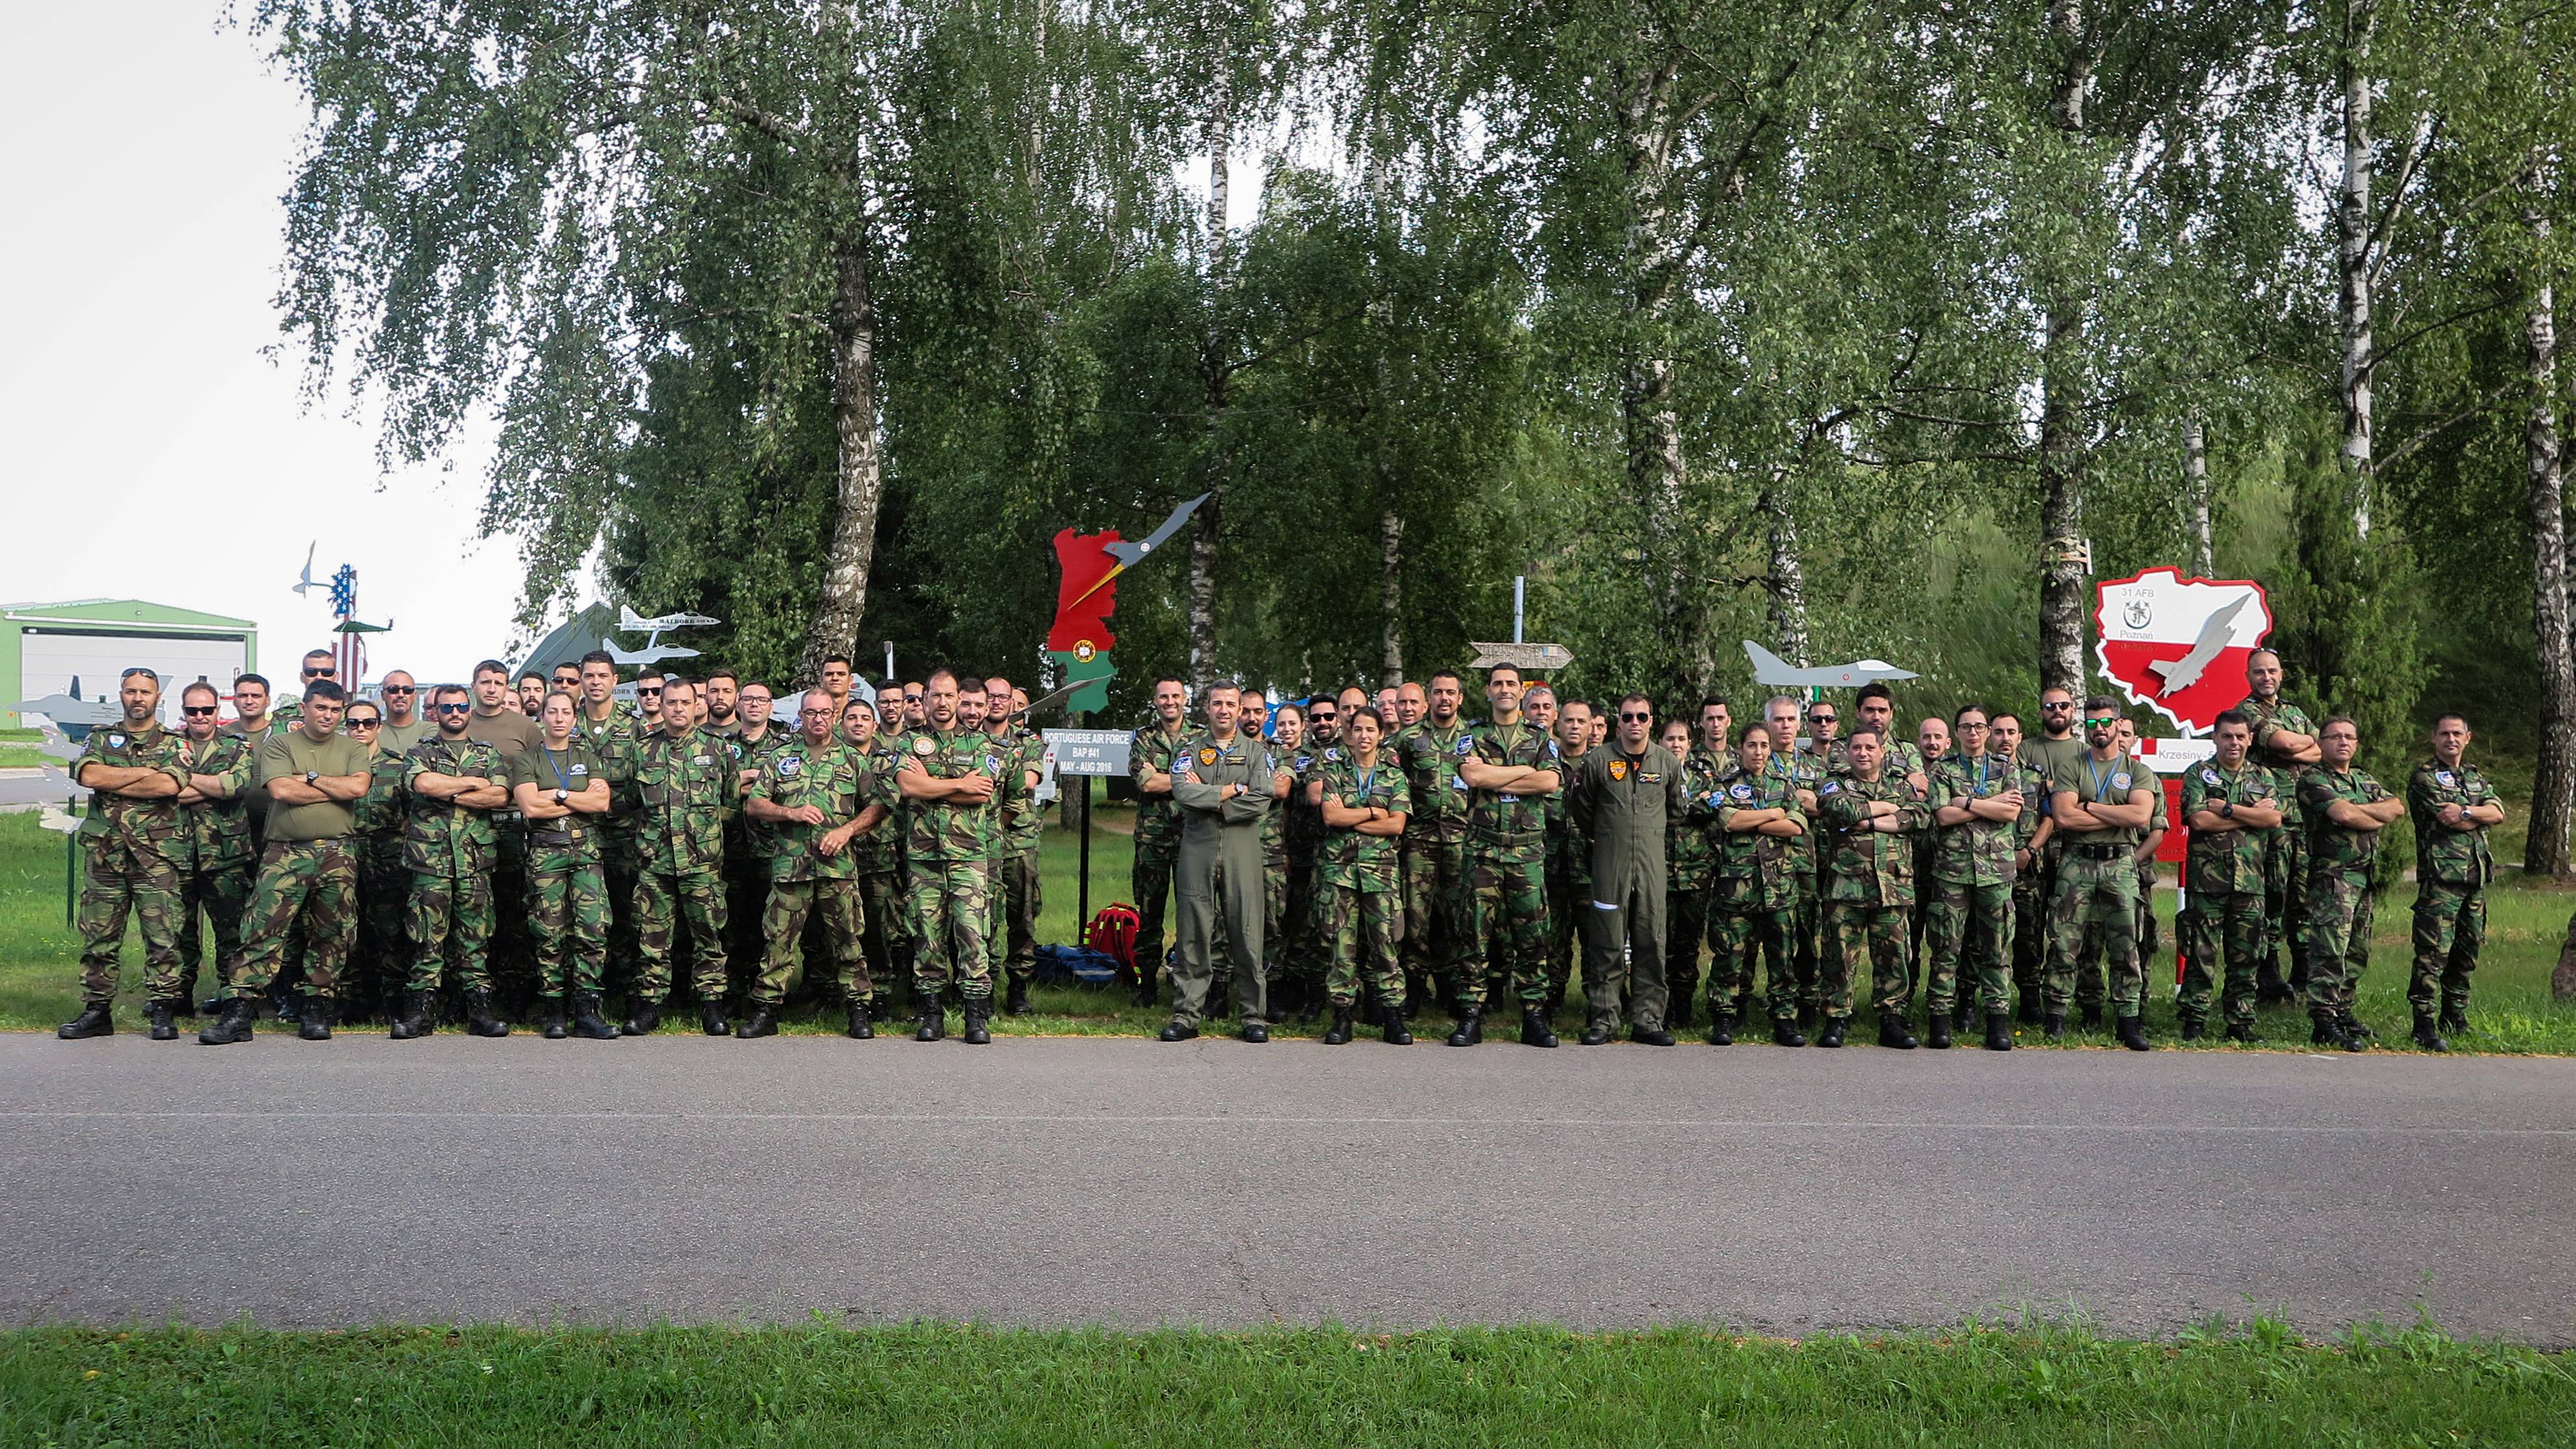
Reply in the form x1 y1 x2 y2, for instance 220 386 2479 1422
605 605 721 668
1742 641 1918 689
290 542 321 597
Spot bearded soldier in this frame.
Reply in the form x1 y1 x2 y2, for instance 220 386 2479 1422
1458 664 1562 1049
393 683 515 1039
168 681 256 1019
898 668 1002 1044
1395 672 1474 1014
2178 710 2281 1043
59 668 191 1041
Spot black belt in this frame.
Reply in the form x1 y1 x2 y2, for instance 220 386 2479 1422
2074 843 2125 861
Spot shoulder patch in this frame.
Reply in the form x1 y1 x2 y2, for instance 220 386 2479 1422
2110 772 2132 791
1819 779 1840 795
913 737 935 755
1455 736 1472 756
2434 769 2457 788
2201 768 2220 785
1198 747 1219 767
1729 781 1754 801
1294 755 1312 772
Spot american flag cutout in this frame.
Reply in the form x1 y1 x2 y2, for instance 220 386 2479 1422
329 564 367 688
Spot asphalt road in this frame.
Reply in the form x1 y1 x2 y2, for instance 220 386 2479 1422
5 1031 2573 1341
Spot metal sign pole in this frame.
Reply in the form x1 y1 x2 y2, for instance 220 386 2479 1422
1072 709 1091 934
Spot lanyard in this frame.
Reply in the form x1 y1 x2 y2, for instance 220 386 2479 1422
2085 754 2119 804
543 746 572 792
1354 764 1377 804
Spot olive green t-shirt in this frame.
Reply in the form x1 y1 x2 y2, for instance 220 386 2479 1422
464 705 546 760
256 730 372 842
506 738 610 809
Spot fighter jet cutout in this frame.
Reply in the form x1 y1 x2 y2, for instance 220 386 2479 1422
1742 641 1919 689
290 541 321 597
2144 593 2252 696
604 605 721 668
1066 493 1212 609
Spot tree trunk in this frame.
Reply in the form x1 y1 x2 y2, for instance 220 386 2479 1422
2525 214 2573 880
2337 0 2379 537
2035 0 2098 700
1616 48 1703 700
1188 110 1232 688
803 223 884 679
1379 509 1405 686
1759 472 1810 666
1366 153 1405 688
2184 418 2213 577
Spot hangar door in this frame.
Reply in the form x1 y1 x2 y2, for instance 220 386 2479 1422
21 629 252 726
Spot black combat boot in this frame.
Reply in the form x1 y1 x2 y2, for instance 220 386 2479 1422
624 1000 662 1037
542 1002 570 1039
2340 1012 2374 1041
1797 1003 1820 1033
1294 985 1325 1027
2079 1003 2104 1031
2410 1014 2449 1053
2311 1016 2357 1051
2225 1021 2258 1043
1445 1009 1484 1048
1771 1018 1807 1048
1876 1013 1918 1050
2016 993 2042 1025
1157 1020 1199 1042
1240 1018 1269 1043
1005 977 1032 1016
2115 1014 2151 1051
464 989 510 1039
571 993 618 1039
1668 996 1695 1032
297 996 336 1041
391 989 436 1040
1953 1001 1975 1033
1630 1022 1675 1047
1923 1010 1951 1050
846 998 873 1040
1982 1013 2014 1052
198 996 257 1045
736 1004 780 1039
1707 1012 1735 1047
962 1001 992 1045
1325 1005 1355 1046
917 1000 945 1042
1382 1008 1412 1046
2439 1007 2468 1037
699 1002 729 1037
1521 1008 1558 1048
1816 1018 1847 1049
56 1003 113 1040
1578 1020 1614 1046
146 1000 179 1041
2042 1011 2066 1041
2178 1017 2205 1042
2255 964 2294 1004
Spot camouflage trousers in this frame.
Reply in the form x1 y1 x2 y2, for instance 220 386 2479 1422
1664 876 1710 1023
599 820 641 976
1322 884 1404 1009
353 832 408 1007
77 834 184 1006
1280 856 1322 985
1401 835 1471 992
2179 888 2264 1027
1131 831 1179 986
1708 902 1796 1022
2409 881 2484 1020
406 866 496 994
725 844 771 993
1544 864 1590 1005
1798 865 1829 1013
525 846 608 998
857 868 912 1002
2264 828 2310 987
232 839 358 1000
2010 864 2051 1008
908 855 995 1000
1924 878 2014 1016
757 877 867 1005
1821 900 1911 1019
634 867 729 1004
1466 851 1549 1011
174 859 251 1002
2047 853 2142 1016
2302 868 2375 1020
998 848 1042 983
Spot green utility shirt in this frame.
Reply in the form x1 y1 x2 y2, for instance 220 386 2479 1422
258 731 371 842
1317 754 1409 892
401 735 509 879
2408 758 2500 888
2180 757 2278 897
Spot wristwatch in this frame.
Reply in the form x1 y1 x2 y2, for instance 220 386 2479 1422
305 770 318 786
554 788 569 805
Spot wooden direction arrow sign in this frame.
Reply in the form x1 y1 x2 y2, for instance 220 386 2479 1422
1466 642 1574 673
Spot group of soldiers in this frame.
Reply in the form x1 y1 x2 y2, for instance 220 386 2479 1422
1126 649 2500 1055
56 640 2500 1055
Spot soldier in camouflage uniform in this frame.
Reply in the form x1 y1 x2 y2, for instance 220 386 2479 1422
1127 675 1192 1007
1661 712 1721 1033
2177 711 2282 1042
1764 697 1828 1028
1273 699 1334 1025
899 668 1003 1043
2297 716 2404 1050
509 692 619 1037
981 677 1047 1015
2042 697 2160 1050
344 699 411 1022
1543 700 1596 1018
202 681 373 1044
1458 664 1564 1048
837 699 910 1022
395 684 514 1038
2238 649 2322 1001
1985 712 2054 1030
1707 722 1807 1046
742 688 884 1039
2015 689 2086 1023
60 668 192 1041
1925 706 2025 1051
575 651 645 1000
1394 673 1475 1016
1816 727 1928 1050
168 681 257 1018
627 678 740 1036
1316 707 1412 1044
2405 714 2503 1051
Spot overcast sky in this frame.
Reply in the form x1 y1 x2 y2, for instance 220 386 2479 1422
1 5 542 685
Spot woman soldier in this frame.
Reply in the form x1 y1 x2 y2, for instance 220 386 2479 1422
1316 707 1412 1044
508 692 619 1039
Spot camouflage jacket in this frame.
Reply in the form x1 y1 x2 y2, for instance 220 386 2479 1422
1395 720 1475 843
992 725 1044 855
1467 719 1556 866
1282 739 1338 865
1710 766 1805 911
574 707 643 822
1129 724 1192 844
2179 757 2279 897
173 732 257 870
1823 735 1927 787
353 747 410 837
751 738 866 883
1666 750 1724 888
1545 745 1594 886
1769 750 1826 871
901 726 1003 863
74 722 190 859
1928 751 2021 887
2005 757 2050 853
2237 694 2319 826
400 735 508 879
634 725 738 875
1818 772 1925 907
2408 758 2499 888
845 741 906 875
2299 765 2395 879
716 725 787 857
1317 755 1410 892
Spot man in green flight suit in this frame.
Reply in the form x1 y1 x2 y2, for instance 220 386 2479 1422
60 668 192 1041
898 667 1002 1044
2043 696 2158 1050
2178 710 2282 1042
2299 716 2403 1050
1127 675 1192 1008
1926 704 2025 1052
1568 694 1688 1046
1164 680 1290 1042
2406 713 2505 1052
168 680 258 1022
1817 727 1929 1050
1458 663 1563 1048
395 683 516 1039
627 677 739 1037
742 688 885 1039
1707 722 1807 1046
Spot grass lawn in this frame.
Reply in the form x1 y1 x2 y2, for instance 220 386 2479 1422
9 799 2576 1050
3 1320 2571 1446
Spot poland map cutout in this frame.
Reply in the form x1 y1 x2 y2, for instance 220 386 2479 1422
2092 568 2273 733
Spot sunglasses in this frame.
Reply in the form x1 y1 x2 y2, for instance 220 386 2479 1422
1619 711 1652 723
182 705 219 717
347 718 381 728
2042 701 2073 711
638 687 662 697
381 685 414 695
303 668 336 679
1808 714 1836 724
1310 712 1336 722
2084 717 2118 727
432 703 471 715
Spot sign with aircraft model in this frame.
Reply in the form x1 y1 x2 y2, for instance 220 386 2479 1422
2093 568 2272 735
